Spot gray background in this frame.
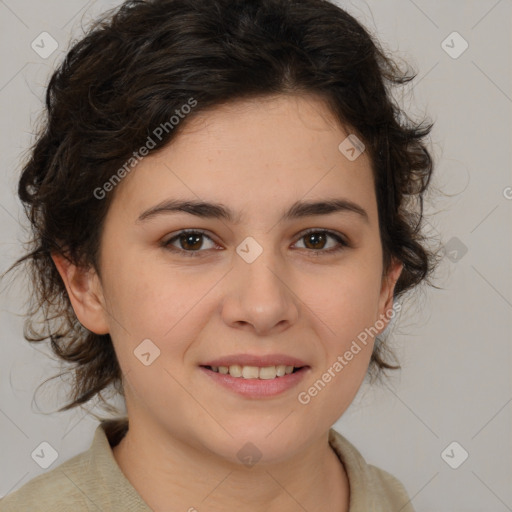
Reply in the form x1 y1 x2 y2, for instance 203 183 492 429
1 0 511 510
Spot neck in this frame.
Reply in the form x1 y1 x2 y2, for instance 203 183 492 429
111 417 350 512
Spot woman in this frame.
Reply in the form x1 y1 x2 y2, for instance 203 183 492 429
1 0 439 510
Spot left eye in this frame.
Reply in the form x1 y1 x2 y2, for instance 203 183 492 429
162 229 348 256
293 229 348 253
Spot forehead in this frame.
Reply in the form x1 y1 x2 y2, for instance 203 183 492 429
107 94 377 225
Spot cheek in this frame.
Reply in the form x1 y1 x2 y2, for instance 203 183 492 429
103 256 220 364
297 282 379 426
302 258 382 341
294 260 382 411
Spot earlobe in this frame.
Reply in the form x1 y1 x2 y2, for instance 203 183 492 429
51 252 110 335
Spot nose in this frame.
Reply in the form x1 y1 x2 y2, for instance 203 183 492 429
220 247 300 336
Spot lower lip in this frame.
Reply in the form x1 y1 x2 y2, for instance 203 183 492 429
199 366 310 399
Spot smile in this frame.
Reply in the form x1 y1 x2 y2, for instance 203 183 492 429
199 365 310 398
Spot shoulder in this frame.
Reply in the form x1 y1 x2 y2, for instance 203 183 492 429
0 450 93 512
1 418 144 512
328 428 415 512
363 462 415 510
0 419 131 512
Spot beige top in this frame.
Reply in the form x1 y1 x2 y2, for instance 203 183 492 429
0 419 415 511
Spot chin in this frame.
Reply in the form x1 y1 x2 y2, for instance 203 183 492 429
205 425 311 467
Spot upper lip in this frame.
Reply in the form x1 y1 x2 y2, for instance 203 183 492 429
201 354 309 368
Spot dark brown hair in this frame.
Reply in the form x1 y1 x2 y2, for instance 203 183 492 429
9 0 440 412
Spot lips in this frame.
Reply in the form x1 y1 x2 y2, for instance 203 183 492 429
199 362 310 398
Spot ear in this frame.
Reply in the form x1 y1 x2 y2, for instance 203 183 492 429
51 252 110 335
376 257 403 333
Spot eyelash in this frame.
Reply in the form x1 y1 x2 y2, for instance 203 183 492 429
161 228 349 257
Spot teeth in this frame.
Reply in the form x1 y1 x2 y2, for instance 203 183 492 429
229 364 242 377
242 366 259 379
275 365 286 377
210 364 299 379
259 366 278 380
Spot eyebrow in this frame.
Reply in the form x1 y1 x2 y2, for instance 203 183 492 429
137 198 369 224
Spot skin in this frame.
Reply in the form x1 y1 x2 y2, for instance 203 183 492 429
53 93 402 512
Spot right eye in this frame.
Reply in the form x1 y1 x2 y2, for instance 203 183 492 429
162 229 219 257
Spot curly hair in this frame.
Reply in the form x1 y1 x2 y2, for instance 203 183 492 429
9 0 440 413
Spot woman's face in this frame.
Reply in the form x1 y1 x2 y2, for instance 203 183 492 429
80 94 401 464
